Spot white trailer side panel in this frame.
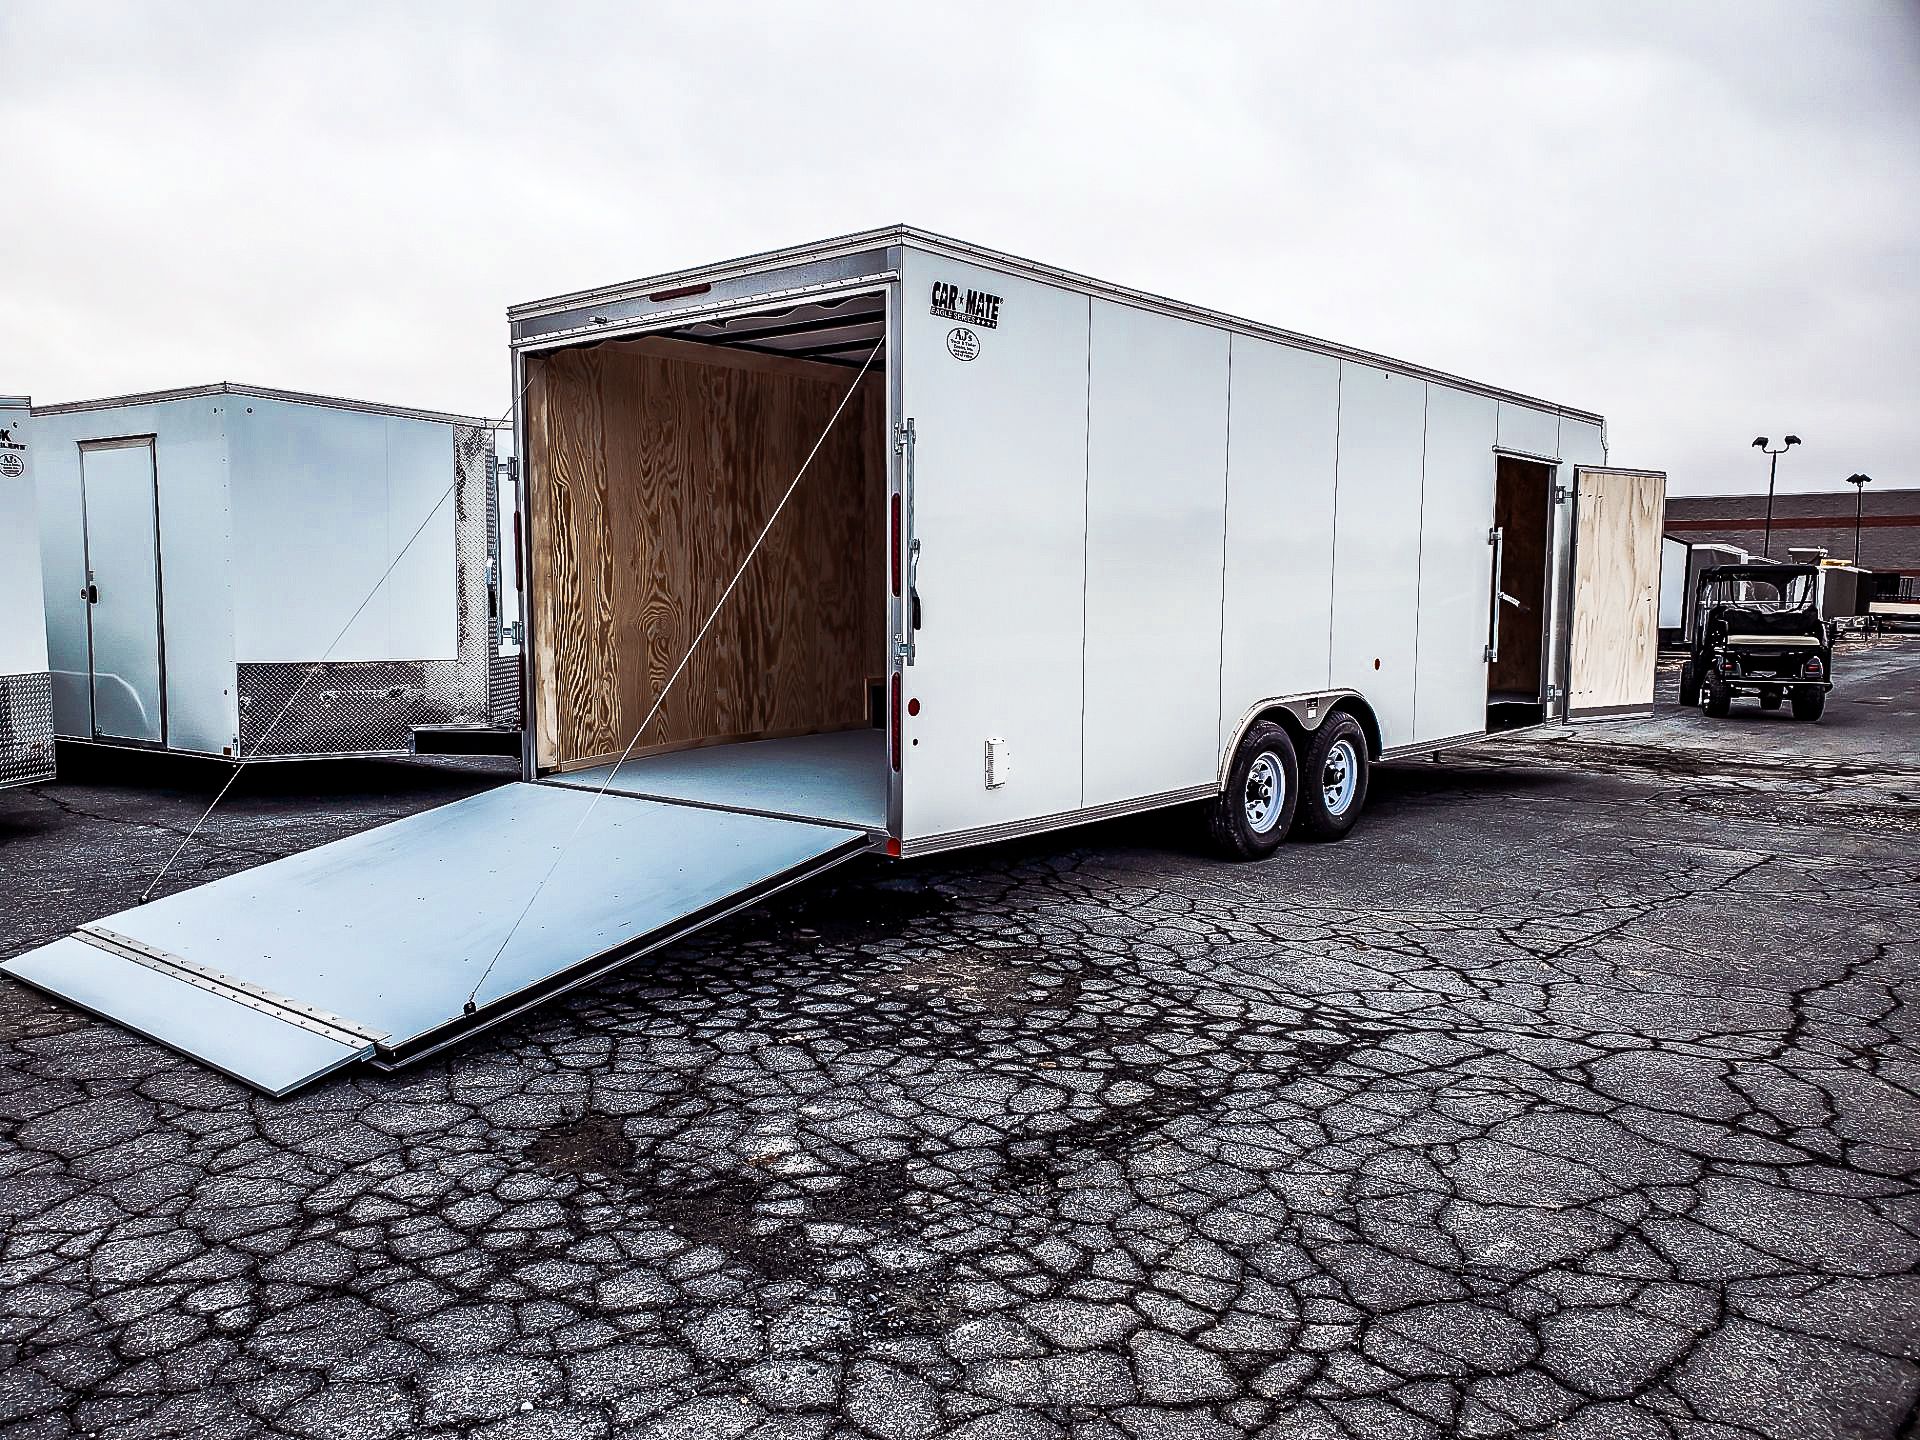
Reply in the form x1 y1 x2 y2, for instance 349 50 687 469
1081 300 1230 807
897 251 1092 841
34 398 236 752
1497 402 1560 459
1218 337 1340 750
228 400 457 664
1329 366 1426 750
1412 385 1499 743
1559 417 1606 469
0 402 47 677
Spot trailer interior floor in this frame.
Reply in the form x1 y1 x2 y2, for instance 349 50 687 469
548 728 888 830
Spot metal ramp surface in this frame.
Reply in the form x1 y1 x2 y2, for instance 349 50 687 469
2 783 869 1094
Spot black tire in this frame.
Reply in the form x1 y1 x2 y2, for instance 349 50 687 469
1702 669 1731 718
1678 662 1699 708
1759 688 1782 711
1791 688 1826 722
1208 721 1301 860
1295 713 1371 842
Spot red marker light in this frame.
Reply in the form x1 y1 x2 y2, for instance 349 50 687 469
890 675 902 771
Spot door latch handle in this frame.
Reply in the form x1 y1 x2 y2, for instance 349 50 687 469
82 584 98 604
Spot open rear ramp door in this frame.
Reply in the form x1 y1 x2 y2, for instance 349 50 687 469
2 784 870 1094
1564 466 1667 720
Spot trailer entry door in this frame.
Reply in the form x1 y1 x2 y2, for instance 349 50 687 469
79 438 166 743
1564 466 1667 719
2 783 870 1095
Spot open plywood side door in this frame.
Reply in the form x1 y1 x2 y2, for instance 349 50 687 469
1565 467 1667 719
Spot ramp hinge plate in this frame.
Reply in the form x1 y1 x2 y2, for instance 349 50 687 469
75 925 389 1049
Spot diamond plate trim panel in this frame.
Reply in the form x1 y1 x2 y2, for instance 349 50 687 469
0 670 56 789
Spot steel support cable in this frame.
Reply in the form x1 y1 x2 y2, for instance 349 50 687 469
461 337 884 1013
140 385 531 902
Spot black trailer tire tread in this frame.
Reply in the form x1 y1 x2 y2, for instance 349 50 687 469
1208 721 1300 861
1295 713 1371 842
1678 662 1699 708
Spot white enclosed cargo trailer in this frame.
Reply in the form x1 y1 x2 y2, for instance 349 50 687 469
0 396 56 790
1659 537 1747 645
31 384 521 761
5 229 1667 1093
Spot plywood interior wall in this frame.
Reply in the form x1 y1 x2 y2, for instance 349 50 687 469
1568 468 1666 714
525 335 888 771
1490 457 1551 697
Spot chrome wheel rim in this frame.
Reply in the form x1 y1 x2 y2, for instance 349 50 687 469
1322 738 1359 815
1244 752 1286 834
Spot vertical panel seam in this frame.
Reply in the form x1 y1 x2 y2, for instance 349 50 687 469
1325 367 1343 690
1214 336 1234 766
1077 297 1093 810
1410 385 1430 737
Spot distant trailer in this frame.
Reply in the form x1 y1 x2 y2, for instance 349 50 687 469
1 396 56 790
1660 537 1746 646
31 384 523 761
7 229 1669 1094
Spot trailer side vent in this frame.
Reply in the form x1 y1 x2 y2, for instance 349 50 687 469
985 737 1011 789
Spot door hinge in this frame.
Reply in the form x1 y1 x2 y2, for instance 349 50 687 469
504 619 524 646
1554 482 1569 504
1546 683 1562 702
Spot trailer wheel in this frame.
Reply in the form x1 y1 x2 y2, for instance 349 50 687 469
1791 689 1826 722
1678 662 1699 708
1296 714 1370 842
1701 669 1731 718
1209 721 1300 860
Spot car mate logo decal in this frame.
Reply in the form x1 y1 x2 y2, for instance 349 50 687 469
930 281 1002 329
946 327 981 362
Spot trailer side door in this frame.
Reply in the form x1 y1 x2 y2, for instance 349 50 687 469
1564 467 1667 719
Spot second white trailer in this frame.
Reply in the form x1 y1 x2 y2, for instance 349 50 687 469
32 384 521 760
6 229 1668 1094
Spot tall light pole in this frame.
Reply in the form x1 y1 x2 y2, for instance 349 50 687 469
1845 472 1872 565
1751 434 1801 557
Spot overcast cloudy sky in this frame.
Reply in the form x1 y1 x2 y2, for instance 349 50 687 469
4 1 1915 495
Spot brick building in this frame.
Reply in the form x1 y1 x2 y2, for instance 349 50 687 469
1665 487 1919 577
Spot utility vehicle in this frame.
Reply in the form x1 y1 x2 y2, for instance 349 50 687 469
1679 563 1831 721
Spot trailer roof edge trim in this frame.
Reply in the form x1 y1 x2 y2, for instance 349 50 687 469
507 224 1604 426
32 382 500 430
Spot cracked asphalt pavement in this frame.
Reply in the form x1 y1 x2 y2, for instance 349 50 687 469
1 637 1916 1439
